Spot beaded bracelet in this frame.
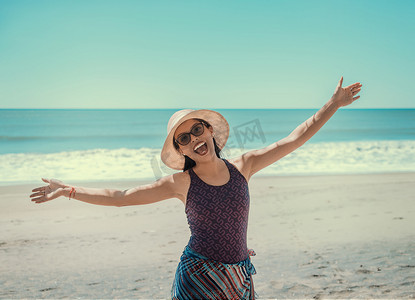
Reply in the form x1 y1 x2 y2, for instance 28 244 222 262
68 187 76 200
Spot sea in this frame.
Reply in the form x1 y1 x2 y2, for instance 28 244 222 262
1 109 414 186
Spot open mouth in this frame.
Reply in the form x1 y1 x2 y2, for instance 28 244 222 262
194 141 208 155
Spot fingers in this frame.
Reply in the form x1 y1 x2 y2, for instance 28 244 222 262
31 196 51 204
30 190 53 203
30 193 48 203
31 186 45 192
347 82 362 89
30 189 45 201
352 88 362 94
31 179 50 202
348 82 363 100
31 181 49 203
30 191 44 197
338 76 343 88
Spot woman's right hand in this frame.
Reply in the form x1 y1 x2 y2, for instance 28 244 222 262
30 178 68 204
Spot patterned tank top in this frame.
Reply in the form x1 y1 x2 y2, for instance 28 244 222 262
185 158 250 264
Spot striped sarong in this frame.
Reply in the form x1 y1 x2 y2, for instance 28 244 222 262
171 245 257 300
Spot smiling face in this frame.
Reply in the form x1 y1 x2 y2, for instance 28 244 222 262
173 118 214 161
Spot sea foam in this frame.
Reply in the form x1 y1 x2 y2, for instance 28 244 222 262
1 140 414 186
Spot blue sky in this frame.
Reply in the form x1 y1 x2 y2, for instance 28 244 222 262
0 0 414 109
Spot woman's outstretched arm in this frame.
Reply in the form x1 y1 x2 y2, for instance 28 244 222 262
30 174 182 207
242 76 362 179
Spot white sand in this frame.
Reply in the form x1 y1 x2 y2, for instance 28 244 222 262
1 173 414 299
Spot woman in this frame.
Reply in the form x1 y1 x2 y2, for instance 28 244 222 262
30 77 362 299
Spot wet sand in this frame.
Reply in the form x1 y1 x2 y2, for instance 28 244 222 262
1 173 414 299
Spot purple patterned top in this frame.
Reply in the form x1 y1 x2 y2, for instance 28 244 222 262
185 158 250 263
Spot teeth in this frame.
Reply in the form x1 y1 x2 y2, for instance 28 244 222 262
194 142 206 151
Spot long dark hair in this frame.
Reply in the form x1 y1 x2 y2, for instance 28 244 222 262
173 118 223 172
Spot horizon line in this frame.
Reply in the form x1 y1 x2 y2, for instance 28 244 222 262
1 107 414 110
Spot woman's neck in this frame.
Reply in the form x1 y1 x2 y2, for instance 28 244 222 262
193 156 225 177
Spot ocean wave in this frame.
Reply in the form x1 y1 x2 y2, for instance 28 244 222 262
1 140 414 185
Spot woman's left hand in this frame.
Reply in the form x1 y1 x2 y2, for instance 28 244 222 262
331 76 362 108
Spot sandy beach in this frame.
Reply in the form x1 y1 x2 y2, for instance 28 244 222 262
1 172 414 299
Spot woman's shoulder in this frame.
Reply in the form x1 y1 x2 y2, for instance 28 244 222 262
226 156 251 182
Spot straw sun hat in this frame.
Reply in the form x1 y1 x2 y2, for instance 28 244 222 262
161 109 230 170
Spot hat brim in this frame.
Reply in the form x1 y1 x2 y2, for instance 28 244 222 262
161 109 229 170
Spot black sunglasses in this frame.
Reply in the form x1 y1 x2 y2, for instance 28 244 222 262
175 122 208 146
